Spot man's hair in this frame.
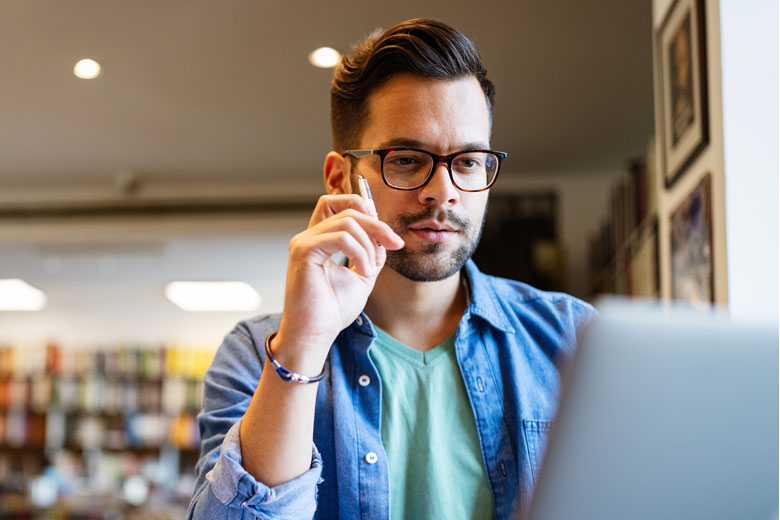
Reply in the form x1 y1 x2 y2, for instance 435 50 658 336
330 18 495 152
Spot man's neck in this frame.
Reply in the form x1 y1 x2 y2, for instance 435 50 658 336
364 266 467 351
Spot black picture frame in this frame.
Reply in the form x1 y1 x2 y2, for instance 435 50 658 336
657 0 709 189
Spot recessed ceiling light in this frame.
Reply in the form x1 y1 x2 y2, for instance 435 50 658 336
0 279 47 311
165 281 261 312
308 47 341 68
73 58 101 79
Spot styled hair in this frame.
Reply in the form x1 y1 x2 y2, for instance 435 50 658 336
330 18 495 152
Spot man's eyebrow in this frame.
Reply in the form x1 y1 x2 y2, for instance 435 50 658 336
376 138 427 149
376 139 491 152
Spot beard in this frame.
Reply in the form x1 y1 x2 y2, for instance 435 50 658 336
385 204 487 282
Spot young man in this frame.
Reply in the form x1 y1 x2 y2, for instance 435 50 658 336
188 19 595 520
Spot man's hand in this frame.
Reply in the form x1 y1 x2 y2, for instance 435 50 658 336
272 194 404 374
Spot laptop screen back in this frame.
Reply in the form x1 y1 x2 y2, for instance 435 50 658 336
526 301 778 520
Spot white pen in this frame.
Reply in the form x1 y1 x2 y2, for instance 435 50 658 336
357 174 373 202
357 175 382 247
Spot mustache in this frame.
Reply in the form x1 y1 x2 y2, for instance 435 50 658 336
393 207 471 233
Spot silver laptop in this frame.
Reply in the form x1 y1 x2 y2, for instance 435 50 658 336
526 300 779 520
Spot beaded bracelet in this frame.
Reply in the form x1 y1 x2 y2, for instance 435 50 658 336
264 332 326 384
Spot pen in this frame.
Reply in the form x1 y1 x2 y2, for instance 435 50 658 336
357 175 373 202
357 175 381 247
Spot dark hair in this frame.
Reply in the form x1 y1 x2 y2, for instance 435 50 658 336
331 18 495 152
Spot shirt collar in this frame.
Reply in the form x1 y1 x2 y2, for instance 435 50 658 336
462 259 516 334
349 259 516 336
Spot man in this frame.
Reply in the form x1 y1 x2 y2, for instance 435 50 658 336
188 18 594 520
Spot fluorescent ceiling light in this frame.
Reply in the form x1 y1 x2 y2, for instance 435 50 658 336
165 281 261 312
308 47 341 68
73 58 101 79
0 279 47 311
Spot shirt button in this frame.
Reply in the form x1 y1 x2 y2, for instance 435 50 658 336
358 374 371 387
364 452 378 464
356 316 363 326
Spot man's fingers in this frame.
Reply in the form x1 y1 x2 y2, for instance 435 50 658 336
332 209 405 250
314 207 405 251
309 194 375 227
296 232 375 277
310 213 378 268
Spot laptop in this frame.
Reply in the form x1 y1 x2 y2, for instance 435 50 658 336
525 300 779 520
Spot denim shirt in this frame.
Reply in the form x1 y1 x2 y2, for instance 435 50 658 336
187 260 596 520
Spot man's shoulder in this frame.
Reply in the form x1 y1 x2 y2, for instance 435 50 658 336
467 263 596 334
486 273 590 309
212 313 283 364
236 313 283 341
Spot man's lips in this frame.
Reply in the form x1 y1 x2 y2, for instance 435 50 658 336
408 220 458 232
407 221 459 243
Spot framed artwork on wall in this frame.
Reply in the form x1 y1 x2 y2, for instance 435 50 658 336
670 173 713 305
657 0 709 189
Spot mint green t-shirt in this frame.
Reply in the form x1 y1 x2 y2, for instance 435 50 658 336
369 325 494 520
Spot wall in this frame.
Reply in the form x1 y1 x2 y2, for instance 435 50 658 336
651 0 778 319
719 0 779 320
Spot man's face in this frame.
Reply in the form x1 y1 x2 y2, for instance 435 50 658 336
352 74 492 282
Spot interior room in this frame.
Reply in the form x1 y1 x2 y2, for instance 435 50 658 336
0 0 776 518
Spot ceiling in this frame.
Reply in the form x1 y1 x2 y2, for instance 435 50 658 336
0 0 654 195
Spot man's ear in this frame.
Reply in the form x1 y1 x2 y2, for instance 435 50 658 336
323 151 353 195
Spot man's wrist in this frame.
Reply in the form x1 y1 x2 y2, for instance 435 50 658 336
268 329 332 377
265 332 327 384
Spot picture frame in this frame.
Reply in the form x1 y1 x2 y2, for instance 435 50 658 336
657 0 709 189
670 174 713 305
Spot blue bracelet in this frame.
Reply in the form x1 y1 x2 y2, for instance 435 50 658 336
264 332 327 384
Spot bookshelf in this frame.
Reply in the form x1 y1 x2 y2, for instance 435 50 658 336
588 156 660 299
0 342 213 519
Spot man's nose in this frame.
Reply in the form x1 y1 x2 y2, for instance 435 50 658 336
418 161 460 205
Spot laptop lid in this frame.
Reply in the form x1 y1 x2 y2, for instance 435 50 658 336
526 300 778 520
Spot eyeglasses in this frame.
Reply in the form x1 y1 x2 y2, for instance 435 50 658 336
342 148 507 192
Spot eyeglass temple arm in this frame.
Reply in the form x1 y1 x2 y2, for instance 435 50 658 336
341 150 376 158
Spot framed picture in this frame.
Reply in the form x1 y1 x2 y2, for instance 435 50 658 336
473 192 562 291
657 0 709 188
670 174 713 305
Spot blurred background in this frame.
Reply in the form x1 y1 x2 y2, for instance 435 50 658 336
0 0 775 518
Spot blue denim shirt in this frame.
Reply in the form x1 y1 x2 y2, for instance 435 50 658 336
187 260 596 519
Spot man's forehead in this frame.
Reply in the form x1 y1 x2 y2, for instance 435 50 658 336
374 137 491 153
361 75 491 151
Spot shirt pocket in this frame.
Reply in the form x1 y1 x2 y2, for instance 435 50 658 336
522 419 553 484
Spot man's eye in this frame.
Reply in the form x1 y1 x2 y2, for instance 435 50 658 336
455 156 483 169
387 156 424 169
391 156 419 165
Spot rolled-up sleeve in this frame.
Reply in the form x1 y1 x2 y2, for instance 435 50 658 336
187 315 323 519
189 420 323 519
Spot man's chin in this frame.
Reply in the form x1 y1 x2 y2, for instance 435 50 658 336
385 247 469 282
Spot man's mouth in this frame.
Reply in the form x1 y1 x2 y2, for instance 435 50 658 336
408 220 459 243
409 220 458 232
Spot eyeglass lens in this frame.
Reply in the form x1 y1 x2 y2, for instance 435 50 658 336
382 150 499 190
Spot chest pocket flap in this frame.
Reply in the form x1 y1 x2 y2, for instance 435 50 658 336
522 419 553 484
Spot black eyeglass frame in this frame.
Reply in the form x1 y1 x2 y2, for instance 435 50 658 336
342 148 507 193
